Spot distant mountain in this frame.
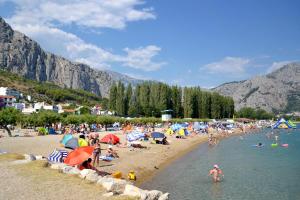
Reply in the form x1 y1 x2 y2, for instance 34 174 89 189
213 63 300 113
0 17 142 98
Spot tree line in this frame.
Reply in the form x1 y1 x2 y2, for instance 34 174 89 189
109 81 235 119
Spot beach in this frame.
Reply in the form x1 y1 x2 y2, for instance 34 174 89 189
0 126 251 199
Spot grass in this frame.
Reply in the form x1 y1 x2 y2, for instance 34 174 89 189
0 154 137 200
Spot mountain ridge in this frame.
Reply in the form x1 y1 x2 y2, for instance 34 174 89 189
0 17 142 98
213 63 300 113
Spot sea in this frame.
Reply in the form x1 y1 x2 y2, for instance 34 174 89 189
142 126 300 200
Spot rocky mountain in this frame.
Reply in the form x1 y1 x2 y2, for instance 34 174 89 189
0 17 142 98
213 63 300 113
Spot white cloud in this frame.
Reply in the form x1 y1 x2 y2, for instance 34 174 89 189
267 61 295 73
5 0 155 29
121 45 166 71
2 0 164 71
201 57 250 75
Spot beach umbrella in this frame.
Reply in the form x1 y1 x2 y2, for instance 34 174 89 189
65 137 79 149
64 146 94 166
171 124 182 131
60 134 73 145
100 134 120 145
151 132 165 139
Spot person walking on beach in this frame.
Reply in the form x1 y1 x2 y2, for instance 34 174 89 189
209 164 224 183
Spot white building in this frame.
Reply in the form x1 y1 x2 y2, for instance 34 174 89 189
0 87 22 99
0 95 16 107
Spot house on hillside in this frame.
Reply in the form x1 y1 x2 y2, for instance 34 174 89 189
0 87 22 99
0 95 16 107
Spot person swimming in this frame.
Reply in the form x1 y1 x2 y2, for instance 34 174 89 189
209 164 224 183
257 142 263 147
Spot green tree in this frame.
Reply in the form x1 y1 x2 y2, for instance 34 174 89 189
109 82 117 111
0 107 21 137
124 83 133 115
79 106 91 115
116 81 125 115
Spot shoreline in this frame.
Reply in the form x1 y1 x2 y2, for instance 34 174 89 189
137 128 254 186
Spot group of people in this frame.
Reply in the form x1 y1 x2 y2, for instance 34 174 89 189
78 133 119 169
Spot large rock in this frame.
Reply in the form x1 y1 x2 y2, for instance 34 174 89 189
101 178 127 194
141 190 163 200
62 166 81 175
79 169 99 182
158 193 170 200
49 163 67 170
123 184 145 198
10 159 31 165
85 172 99 183
102 192 114 197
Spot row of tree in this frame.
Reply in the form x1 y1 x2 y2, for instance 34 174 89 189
109 81 235 119
235 107 275 120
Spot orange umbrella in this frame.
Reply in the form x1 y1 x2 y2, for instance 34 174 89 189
64 146 94 166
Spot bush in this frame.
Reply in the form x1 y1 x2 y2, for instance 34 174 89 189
37 127 48 135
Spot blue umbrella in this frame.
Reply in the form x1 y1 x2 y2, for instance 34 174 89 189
151 132 165 138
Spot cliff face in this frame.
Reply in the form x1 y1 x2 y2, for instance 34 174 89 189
0 17 141 97
213 63 300 113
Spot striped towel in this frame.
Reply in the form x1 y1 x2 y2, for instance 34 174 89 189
48 149 68 163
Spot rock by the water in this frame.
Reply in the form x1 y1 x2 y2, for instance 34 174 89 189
123 184 144 198
50 163 67 170
158 193 170 200
85 172 99 183
79 169 98 179
101 178 127 194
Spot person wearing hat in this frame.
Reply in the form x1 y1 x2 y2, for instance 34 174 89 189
209 164 224 182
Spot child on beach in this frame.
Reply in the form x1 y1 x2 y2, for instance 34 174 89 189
209 164 224 183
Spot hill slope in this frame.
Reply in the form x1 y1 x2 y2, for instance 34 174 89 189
0 70 104 106
0 17 142 98
213 63 300 113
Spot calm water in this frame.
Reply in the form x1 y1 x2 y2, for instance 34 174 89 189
142 127 300 200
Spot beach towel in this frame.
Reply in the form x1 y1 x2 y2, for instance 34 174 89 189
48 149 68 163
100 155 114 161
126 131 145 142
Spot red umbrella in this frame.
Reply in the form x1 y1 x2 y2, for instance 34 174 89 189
100 134 120 144
64 146 94 166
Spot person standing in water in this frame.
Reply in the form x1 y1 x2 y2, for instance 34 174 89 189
209 164 224 183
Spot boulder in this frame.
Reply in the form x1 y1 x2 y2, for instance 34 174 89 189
145 190 163 200
79 169 98 182
158 193 170 200
101 178 127 194
62 166 81 175
123 184 144 198
85 172 99 183
49 163 67 170
24 154 36 161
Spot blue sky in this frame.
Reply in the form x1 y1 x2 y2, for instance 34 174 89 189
0 0 299 88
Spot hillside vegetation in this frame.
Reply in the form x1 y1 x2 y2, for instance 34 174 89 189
0 70 106 106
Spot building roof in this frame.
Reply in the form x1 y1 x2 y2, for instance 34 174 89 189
0 95 16 99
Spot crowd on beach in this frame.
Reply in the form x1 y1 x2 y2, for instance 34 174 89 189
0 119 264 183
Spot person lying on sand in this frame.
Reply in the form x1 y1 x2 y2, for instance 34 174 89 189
106 145 119 158
209 164 224 183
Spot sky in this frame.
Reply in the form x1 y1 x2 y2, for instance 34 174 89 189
0 0 299 88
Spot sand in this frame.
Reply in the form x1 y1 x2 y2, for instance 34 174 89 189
0 127 250 199
0 128 209 185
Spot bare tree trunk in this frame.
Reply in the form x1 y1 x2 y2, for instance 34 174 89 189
3 126 12 137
